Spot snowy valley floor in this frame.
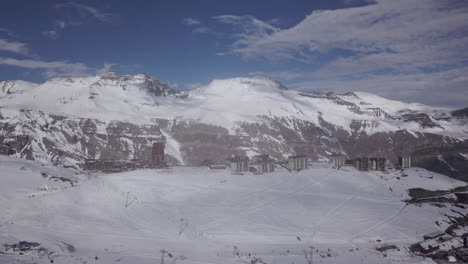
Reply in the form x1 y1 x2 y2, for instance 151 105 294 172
0 156 467 264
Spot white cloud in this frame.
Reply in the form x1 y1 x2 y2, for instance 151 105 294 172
54 2 114 23
248 71 305 81
182 18 214 35
42 30 59 40
96 63 115 75
43 20 68 39
216 0 468 107
44 2 115 39
183 15 280 37
226 0 468 64
213 15 279 52
288 67 468 107
0 38 30 56
0 57 112 78
192 27 211 34
213 15 279 35
185 82 204 90
183 18 201 26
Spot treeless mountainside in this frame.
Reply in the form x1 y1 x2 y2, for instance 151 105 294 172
0 73 467 179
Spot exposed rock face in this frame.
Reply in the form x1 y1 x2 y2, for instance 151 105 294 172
168 120 237 165
299 91 393 118
452 107 468 119
0 80 37 97
97 72 177 96
1 108 467 180
401 113 442 128
0 110 166 167
237 116 343 161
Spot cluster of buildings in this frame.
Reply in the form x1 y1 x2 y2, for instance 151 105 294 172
228 152 412 175
410 231 468 262
350 157 387 171
82 141 167 172
398 155 412 168
330 153 412 171
1 131 414 175
228 154 308 174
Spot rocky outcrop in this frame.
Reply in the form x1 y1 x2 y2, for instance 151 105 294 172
1 108 467 180
97 72 177 96
0 110 166 167
401 113 442 128
452 107 468 119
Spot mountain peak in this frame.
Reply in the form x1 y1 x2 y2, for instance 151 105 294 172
0 80 38 97
95 72 178 96
244 76 289 90
193 76 289 98
0 74 465 141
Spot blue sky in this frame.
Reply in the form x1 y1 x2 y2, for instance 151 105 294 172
1 0 467 107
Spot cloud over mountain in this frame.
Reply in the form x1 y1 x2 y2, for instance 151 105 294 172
218 0 468 107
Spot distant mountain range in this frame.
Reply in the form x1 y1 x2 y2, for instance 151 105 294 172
1 73 467 179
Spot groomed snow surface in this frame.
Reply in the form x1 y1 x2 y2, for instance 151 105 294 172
0 156 466 264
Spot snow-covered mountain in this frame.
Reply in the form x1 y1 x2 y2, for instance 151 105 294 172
0 80 38 97
1 73 465 137
0 73 467 178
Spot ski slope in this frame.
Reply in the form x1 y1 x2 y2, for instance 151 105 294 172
0 156 466 263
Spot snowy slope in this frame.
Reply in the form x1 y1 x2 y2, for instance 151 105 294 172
0 80 38 97
0 156 466 264
0 109 186 167
1 73 467 139
337 92 464 137
1 73 176 123
341 91 441 116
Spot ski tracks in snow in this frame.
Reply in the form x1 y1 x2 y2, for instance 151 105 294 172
349 203 408 246
197 171 334 233
308 185 369 241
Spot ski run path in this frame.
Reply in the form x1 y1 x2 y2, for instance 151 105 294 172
0 155 466 264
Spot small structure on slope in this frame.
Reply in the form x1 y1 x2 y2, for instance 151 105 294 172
353 157 369 171
230 156 249 174
330 153 346 169
250 154 275 173
361 157 369 171
351 157 387 171
150 139 167 168
410 231 466 259
369 157 386 171
412 235 463 254
424 231 445 241
288 155 308 171
398 155 412 168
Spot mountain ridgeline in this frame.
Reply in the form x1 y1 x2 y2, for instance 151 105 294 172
0 73 467 180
